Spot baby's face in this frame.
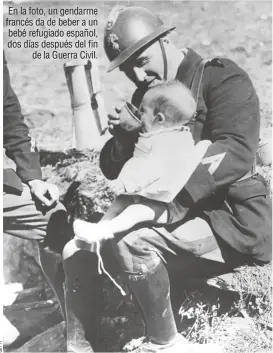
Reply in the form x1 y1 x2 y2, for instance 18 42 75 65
139 90 157 132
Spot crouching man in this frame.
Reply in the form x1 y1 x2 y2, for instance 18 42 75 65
3 53 72 347
62 6 272 353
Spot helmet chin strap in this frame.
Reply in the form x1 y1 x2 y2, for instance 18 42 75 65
159 37 168 81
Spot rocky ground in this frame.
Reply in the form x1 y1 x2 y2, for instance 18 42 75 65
3 1 272 352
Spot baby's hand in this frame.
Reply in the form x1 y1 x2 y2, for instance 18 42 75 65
109 180 126 195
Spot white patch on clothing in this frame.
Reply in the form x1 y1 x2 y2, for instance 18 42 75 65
201 152 226 174
29 135 37 152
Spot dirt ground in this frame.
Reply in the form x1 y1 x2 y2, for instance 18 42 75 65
3 1 272 352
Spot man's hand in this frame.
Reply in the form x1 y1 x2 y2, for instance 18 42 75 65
108 105 132 145
108 106 122 137
108 105 139 146
28 179 59 207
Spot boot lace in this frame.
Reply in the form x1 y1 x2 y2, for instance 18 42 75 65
95 241 126 296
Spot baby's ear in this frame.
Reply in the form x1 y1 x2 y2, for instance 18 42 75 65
154 112 165 125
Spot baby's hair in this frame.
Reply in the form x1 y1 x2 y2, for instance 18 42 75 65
149 80 196 126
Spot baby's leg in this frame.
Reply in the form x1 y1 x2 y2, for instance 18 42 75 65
73 195 134 244
73 195 169 245
102 194 134 221
101 197 168 234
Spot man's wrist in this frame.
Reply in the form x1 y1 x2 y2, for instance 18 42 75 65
176 188 194 208
111 140 130 162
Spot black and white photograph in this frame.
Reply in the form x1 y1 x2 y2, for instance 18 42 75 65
2 0 272 352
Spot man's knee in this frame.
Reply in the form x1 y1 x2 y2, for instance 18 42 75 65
169 217 219 257
4 185 71 249
63 248 99 283
44 202 72 253
113 228 162 273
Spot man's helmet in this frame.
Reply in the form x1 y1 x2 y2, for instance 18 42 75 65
104 6 175 72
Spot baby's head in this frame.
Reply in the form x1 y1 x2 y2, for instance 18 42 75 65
139 80 196 132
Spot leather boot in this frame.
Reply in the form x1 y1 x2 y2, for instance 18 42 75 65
124 260 178 345
37 243 66 319
36 205 74 319
63 246 103 353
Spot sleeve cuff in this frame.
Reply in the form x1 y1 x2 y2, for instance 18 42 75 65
183 163 216 204
15 152 42 182
100 137 134 180
20 170 43 182
110 142 130 162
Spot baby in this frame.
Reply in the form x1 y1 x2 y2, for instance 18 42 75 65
73 81 211 244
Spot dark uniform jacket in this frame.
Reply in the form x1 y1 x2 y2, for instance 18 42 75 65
3 53 42 194
100 48 272 262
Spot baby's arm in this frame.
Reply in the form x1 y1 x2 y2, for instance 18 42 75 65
117 155 161 194
108 179 126 195
108 170 159 196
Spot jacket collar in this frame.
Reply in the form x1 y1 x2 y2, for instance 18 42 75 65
175 48 203 88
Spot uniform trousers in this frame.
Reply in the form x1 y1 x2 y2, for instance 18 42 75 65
63 198 262 351
4 183 72 319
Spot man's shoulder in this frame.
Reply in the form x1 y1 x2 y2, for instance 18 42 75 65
203 56 251 91
205 56 249 78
